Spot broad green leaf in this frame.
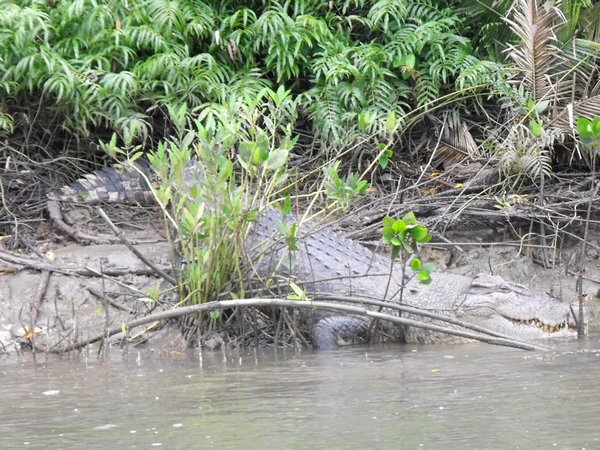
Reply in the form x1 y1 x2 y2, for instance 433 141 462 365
379 153 389 169
529 119 543 138
411 225 430 242
578 117 593 138
409 258 421 271
276 220 288 237
418 270 432 284
264 149 288 170
403 211 417 225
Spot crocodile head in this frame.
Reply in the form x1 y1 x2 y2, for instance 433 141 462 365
457 273 583 339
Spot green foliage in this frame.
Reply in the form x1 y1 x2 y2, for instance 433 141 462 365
382 212 434 284
481 0 600 185
144 87 297 306
578 116 600 147
0 0 503 149
323 160 369 210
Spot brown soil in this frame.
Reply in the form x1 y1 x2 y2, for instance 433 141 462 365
2 198 600 359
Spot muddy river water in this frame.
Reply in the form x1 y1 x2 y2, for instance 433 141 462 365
1 339 600 449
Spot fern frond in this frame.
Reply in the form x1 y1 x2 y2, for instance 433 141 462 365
147 0 186 33
367 0 408 32
126 25 169 52
100 71 139 96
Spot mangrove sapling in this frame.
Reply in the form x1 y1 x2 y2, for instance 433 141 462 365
367 212 435 341
141 88 298 341
323 161 369 211
382 211 435 300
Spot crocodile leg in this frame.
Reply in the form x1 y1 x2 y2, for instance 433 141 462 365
311 316 372 349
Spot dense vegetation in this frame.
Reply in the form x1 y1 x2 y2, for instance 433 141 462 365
2 0 600 347
1 0 599 165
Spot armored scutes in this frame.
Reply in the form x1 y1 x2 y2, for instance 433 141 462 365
48 159 583 348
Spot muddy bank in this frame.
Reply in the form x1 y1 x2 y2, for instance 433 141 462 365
2 217 600 358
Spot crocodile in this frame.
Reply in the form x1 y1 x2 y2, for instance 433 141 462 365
48 159 584 349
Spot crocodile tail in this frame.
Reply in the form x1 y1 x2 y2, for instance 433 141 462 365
47 158 157 204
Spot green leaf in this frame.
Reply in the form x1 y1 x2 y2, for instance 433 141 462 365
525 98 536 113
289 282 309 301
594 117 600 137
402 211 417 226
264 149 288 170
391 236 402 246
356 179 368 194
417 270 432 284
409 258 421 271
281 194 292 215
578 117 593 138
410 225 426 240
379 153 389 169
405 53 416 69
209 310 221 321
287 223 299 251
382 215 395 229
392 55 405 68
529 119 543 138
276 220 288 237
386 111 397 134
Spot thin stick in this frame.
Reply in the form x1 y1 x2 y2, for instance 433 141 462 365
97 207 176 286
48 298 550 353
87 287 136 314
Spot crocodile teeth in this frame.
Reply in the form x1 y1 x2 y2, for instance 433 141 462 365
508 316 573 333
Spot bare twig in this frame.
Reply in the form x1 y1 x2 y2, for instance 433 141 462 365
87 286 136 314
97 207 176 286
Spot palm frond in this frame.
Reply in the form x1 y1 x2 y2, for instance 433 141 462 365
504 0 565 102
552 95 600 129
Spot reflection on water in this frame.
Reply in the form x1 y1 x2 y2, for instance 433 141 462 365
1 339 600 449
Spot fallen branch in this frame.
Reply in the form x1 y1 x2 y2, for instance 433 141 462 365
47 298 550 353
